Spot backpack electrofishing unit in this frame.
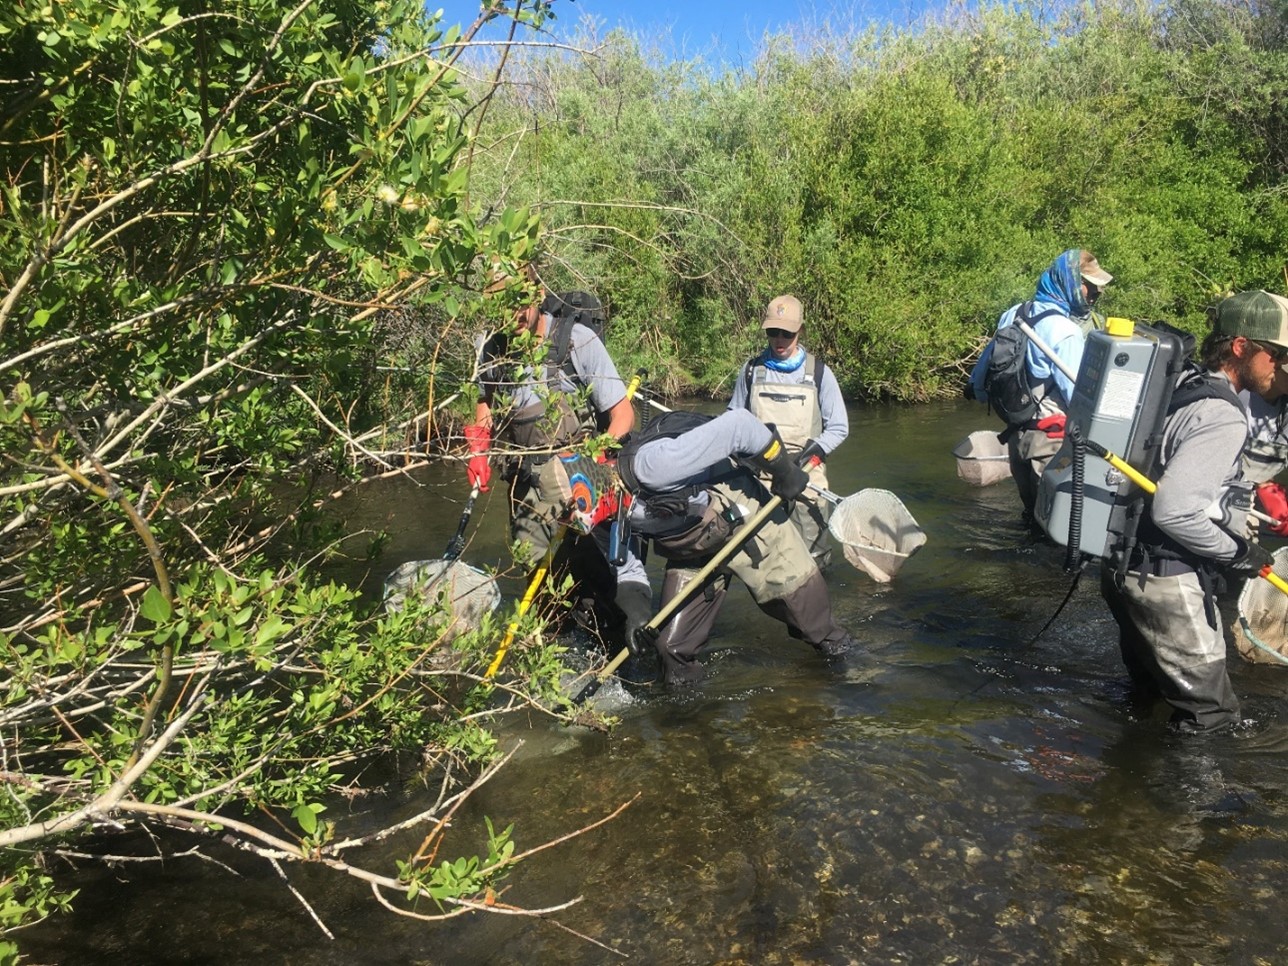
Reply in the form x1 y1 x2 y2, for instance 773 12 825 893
1034 318 1187 565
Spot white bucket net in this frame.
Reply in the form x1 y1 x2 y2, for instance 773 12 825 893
827 488 927 583
383 559 501 637
1235 546 1288 666
952 429 1012 487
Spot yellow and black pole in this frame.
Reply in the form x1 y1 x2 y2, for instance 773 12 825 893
570 494 784 706
484 368 647 680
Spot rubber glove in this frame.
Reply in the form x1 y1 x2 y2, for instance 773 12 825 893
1256 482 1288 536
796 439 826 470
464 424 491 492
1228 537 1275 577
1034 413 1067 439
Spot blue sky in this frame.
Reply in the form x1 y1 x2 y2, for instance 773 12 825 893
432 0 938 62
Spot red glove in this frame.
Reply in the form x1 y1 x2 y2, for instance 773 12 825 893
1256 482 1288 536
1035 413 1067 439
464 424 491 492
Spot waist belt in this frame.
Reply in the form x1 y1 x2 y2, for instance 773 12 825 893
1122 546 1223 630
1127 553 1196 578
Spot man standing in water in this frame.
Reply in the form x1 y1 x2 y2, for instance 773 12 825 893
462 263 652 646
729 294 849 567
969 249 1113 524
1101 290 1288 733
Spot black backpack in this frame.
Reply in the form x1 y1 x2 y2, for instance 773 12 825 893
541 290 607 379
982 301 1060 427
616 411 713 495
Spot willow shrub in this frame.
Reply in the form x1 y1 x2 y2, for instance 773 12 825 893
0 0 595 951
464 0 1288 400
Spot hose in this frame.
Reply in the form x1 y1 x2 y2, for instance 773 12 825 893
1065 421 1086 574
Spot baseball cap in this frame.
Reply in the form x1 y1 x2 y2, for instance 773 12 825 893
1080 251 1113 287
1212 290 1288 351
762 295 803 333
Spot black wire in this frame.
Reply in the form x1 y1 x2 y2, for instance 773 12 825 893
1023 564 1085 650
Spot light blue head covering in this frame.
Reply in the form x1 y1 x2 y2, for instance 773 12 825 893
1033 249 1091 319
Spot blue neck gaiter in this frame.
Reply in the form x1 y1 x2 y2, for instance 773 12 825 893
763 346 806 372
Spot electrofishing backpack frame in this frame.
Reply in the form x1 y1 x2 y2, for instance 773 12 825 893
1034 318 1188 568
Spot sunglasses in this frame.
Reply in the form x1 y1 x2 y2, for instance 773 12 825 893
1253 339 1288 362
765 328 797 340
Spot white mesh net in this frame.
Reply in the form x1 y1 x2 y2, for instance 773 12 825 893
383 559 501 636
827 488 927 583
952 429 1012 487
1235 546 1288 666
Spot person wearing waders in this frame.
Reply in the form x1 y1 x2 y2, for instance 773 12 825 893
462 263 653 647
729 295 849 568
1100 290 1288 733
553 409 857 685
968 249 1112 525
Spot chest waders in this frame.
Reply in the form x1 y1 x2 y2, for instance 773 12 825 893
1244 398 1288 483
478 325 597 481
743 353 824 453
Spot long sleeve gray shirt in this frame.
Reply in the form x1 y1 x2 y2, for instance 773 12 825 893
1152 371 1248 562
475 320 627 414
626 410 772 537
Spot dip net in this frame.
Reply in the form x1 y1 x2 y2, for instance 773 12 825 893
827 488 927 583
383 559 501 637
1235 547 1288 666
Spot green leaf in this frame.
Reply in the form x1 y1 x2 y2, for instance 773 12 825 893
292 803 318 836
140 586 172 624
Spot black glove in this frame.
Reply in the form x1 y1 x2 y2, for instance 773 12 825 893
630 623 659 658
614 582 654 656
796 439 826 469
1227 538 1275 577
747 430 809 501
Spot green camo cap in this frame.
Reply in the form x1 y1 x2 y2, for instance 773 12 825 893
1213 290 1288 351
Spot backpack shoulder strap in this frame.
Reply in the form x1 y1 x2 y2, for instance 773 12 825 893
804 351 824 390
546 311 579 383
1168 366 1246 418
742 357 759 408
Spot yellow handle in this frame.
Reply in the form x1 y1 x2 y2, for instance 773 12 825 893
624 370 643 402
1261 565 1288 596
1101 449 1157 495
484 526 565 679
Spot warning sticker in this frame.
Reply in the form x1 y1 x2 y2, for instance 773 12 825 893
1099 369 1145 420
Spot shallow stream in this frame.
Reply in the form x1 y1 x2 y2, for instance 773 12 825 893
24 400 1288 964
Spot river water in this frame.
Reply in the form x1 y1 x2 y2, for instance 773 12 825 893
24 400 1288 964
